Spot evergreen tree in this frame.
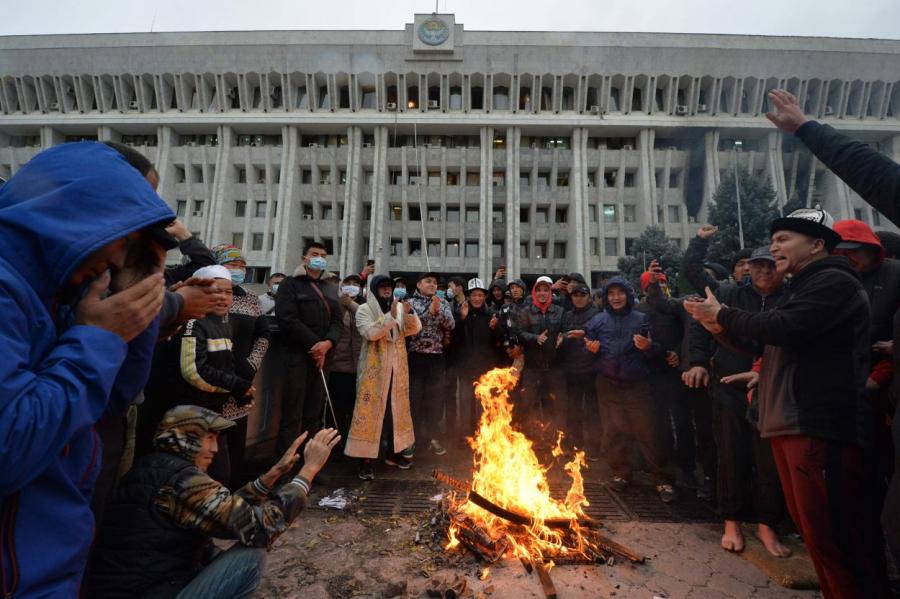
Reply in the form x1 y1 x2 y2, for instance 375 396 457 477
706 169 780 266
617 226 684 293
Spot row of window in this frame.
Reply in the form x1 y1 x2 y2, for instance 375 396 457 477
10 72 895 122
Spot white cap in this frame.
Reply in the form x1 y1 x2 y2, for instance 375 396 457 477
535 275 553 288
193 265 232 280
466 277 488 293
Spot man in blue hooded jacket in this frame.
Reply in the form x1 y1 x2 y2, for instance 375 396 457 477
0 142 175 597
585 277 677 503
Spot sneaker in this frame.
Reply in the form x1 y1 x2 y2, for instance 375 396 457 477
385 455 413 470
429 439 447 456
657 484 678 504
697 476 715 501
608 476 630 492
358 462 375 480
401 444 415 459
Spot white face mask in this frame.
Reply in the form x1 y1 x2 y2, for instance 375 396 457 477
341 285 360 297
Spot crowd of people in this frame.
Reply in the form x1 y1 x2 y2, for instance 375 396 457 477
0 88 898 599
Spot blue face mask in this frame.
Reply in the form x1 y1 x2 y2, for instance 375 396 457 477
270 283 279 295
393 288 407 300
230 269 246 285
341 285 360 298
307 256 327 272
436 290 446 299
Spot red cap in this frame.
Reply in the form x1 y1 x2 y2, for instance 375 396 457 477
640 270 667 292
834 219 885 262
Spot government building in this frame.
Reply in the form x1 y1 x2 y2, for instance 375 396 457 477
1 15 899 285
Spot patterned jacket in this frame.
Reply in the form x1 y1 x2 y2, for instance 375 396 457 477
407 291 455 355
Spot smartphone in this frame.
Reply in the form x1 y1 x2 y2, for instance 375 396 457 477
639 324 651 338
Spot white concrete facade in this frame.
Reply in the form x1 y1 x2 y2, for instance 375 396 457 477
1 17 899 283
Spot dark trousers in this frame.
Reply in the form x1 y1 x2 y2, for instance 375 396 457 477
770 435 890 599
597 377 673 485
710 380 784 525
518 367 567 439
225 417 248 489
685 385 717 478
458 369 482 441
564 371 601 453
409 352 447 445
278 351 326 456
654 368 698 475
329 371 358 446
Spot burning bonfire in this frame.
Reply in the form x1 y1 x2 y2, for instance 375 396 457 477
433 367 643 596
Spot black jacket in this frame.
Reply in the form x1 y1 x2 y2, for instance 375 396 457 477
454 305 500 375
860 258 900 344
795 121 900 228
643 282 696 372
163 236 216 287
716 256 871 445
275 267 342 353
691 280 783 379
559 304 599 375
516 301 565 370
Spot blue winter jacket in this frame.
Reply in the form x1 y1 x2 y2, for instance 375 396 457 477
0 142 174 597
584 277 661 384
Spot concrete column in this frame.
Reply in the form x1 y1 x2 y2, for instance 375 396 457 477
40 126 63 149
478 127 494 283
154 127 176 211
570 127 589 276
206 125 231 245
765 132 788 215
638 128 655 225
338 126 364 278
368 126 390 270
700 129 720 223
261 145 276 266
272 126 298 273
504 127 521 280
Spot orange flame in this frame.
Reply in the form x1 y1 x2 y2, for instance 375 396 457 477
448 367 592 560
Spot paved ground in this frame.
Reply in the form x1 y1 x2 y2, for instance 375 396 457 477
251 444 822 598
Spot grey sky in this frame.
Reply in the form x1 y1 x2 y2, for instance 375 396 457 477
2 0 899 39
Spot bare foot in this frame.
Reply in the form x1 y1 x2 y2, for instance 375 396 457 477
721 520 745 552
756 524 792 558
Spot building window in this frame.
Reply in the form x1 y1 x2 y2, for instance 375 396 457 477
427 206 441 222
390 238 403 256
175 200 186 217
390 204 402 221
409 206 421 221
321 205 333 220
556 172 569 187
536 173 550 190
535 207 549 224
520 243 529 258
363 204 372 220
535 242 548 259
192 200 205 217
466 208 479 223
604 238 618 256
624 205 637 223
466 172 480 186
603 204 617 223
175 166 186 183
492 208 504 224
667 206 681 223
873 211 882 226
232 232 244 247
235 201 246 217
520 207 530 223
520 173 531 188
669 170 681 188
604 169 617 187
301 169 312 184
447 207 460 222
192 166 204 183
554 242 567 259
854 208 864 221
492 242 504 257
624 171 636 187
446 240 460 257
590 238 599 255
589 204 598 222
465 241 479 257
255 202 267 218
446 172 459 186
492 172 505 187
251 233 264 251
302 203 313 219
555 208 568 223
427 240 441 256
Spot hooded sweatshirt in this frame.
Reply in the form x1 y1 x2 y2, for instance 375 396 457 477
834 219 900 344
0 142 175 597
585 277 661 384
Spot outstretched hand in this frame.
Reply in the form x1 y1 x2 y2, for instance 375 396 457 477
765 89 810 134
299 428 342 480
